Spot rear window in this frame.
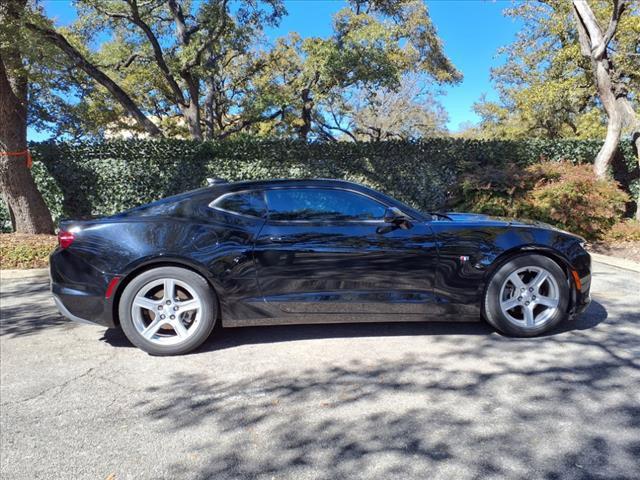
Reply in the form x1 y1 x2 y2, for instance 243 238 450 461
211 191 266 218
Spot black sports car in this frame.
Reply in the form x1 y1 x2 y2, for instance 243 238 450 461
51 178 591 355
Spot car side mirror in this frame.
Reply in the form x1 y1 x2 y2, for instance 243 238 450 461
383 207 409 225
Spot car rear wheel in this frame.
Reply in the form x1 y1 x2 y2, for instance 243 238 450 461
483 254 569 337
119 266 217 355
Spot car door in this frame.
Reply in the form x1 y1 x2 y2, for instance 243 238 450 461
253 186 439 317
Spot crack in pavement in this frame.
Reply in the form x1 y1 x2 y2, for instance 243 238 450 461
0 354 113 407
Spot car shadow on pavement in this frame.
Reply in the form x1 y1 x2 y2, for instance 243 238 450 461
100 300 609 353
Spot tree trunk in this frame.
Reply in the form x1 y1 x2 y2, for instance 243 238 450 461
593 93 623 178
181 101 203 141
573 0 619 176
299 87 313 141
204 79 215 140
573 0 640 218
622 104 640 220
0 47 54 234
578 44 622 179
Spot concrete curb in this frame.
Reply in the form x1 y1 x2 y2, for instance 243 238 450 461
589 252 640 273
0 268 49 280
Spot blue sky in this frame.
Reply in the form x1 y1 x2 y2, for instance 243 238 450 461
33 0 521 139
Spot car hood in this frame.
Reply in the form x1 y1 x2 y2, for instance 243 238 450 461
443 212 584 239
444 212 540 226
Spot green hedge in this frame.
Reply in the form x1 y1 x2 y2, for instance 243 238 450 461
1 138 638 231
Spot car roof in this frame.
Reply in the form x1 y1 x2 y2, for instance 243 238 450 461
218 178 365 190
118 178 426 221
212 178 426 220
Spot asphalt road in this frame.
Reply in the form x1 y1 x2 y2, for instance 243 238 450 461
1 262 639 480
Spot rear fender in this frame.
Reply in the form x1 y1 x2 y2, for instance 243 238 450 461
111 255 224 326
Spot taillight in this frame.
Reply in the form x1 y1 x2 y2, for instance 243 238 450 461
58 230 76 249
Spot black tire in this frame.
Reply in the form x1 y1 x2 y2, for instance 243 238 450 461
483 254 569 337
118 266 217 355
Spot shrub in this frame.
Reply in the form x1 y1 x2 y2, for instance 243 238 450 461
525 162 629 239
604 219 640 242
455 164 541 217
455 161 629 239
0 234 57 269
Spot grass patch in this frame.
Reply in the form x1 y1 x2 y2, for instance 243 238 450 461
0 234 57 269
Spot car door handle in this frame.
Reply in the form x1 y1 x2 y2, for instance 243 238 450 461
269 236 286 242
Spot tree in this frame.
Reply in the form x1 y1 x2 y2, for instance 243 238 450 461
317 75 449 141
19 0 285 140
237 0 461 140
22 5 163 138
572 0 639 181
473 1 638 142
0 0 54 234
17 0 459 143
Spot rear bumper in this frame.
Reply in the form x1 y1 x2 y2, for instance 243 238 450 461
50 249 117 328
53 294 100 325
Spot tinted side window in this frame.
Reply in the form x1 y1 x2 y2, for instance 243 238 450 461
266 188 386 221
212 191 266 218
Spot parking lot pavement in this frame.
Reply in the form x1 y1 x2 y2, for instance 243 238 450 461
1 262 639 480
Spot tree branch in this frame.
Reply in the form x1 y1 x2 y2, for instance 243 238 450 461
572 1 604 53
123 0 186 105
598 0 627 59
113 53 142 71
315 117 356 142
166 0 190 45
22 19 162 137
572 0 626 60
179 0 230 70
217 109 284 139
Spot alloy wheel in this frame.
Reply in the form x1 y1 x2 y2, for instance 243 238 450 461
130 278 202 345
498 266 560 329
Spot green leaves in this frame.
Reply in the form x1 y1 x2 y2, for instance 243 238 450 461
0 137 635 233
473 0 639 140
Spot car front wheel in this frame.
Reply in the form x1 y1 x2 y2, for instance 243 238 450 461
483 254 569 337
118 266 217 355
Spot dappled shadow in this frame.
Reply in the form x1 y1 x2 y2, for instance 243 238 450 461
547 300 608 334
0 280 76 337
130 307 639 479
102 320 493 351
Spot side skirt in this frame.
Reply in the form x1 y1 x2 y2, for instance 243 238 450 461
222 313 481 328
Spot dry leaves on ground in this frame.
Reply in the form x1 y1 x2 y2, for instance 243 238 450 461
0 234 57 269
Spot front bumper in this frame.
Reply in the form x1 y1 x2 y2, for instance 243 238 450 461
569 250 592 317
570 290 591 317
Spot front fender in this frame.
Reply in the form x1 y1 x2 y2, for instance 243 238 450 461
431 223 588 313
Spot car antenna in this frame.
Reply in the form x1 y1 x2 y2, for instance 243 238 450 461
206 177 228 186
